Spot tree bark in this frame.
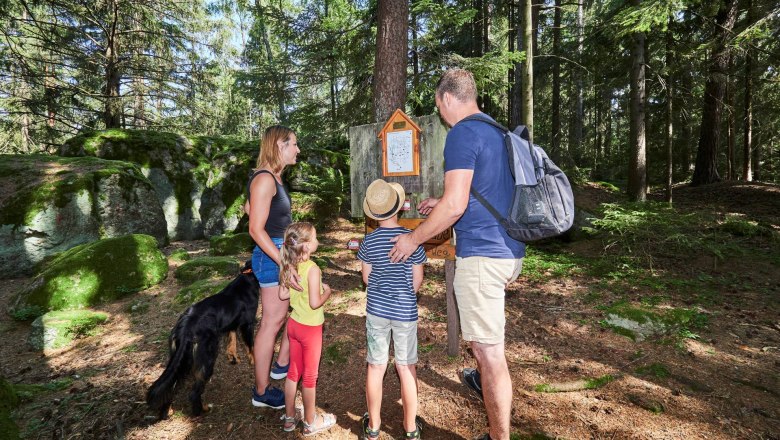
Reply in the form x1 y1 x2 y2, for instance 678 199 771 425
742 0 753 181
627 0 646 202
665 21 674 203
103 0 122 129
520 0 533 143
373 0 408 122
573 0 584 159
726 56 735 180
691 0 738 186
551 0 561 157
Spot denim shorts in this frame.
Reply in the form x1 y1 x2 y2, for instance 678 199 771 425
365 313 418 365
252 238 284 288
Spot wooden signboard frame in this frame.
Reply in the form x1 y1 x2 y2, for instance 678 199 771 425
378 109 421 177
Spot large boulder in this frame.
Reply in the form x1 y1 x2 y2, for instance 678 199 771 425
60 130 258 240
28 309 109 350
0 155 167 278
11 234 168 313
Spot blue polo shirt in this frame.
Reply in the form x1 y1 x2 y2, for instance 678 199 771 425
443 113 525 259
357 227 427 321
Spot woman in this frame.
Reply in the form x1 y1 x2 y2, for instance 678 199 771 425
247 125 300 409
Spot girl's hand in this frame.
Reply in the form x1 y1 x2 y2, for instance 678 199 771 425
322 283 331 296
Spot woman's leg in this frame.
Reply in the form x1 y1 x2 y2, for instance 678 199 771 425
253 285 289 391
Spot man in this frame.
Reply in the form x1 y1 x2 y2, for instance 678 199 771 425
389 69 524 440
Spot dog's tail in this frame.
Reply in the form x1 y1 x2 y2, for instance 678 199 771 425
146 311 194 418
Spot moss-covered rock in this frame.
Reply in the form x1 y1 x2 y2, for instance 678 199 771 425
28 310 109 350
210 232 253 256
175 278 232 304
174 256 239 284
11 234 168 312
60 129 258 240
168 248 191 263
0 155 167 278
0 376 19 440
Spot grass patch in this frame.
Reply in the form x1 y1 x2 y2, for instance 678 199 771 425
585 374 616 389
636 363 670 379
521 246 585 282
13 378 73 401
322 341 349 365
419 343 435 354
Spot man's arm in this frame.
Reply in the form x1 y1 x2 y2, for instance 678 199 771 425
389 169 473 263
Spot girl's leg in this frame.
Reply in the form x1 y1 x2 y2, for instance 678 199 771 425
253 285 289 391
284 320 303 418
396 363 418 432
366 363 387 431
300 323 323 425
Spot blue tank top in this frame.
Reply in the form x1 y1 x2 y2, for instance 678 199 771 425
247 170 292 238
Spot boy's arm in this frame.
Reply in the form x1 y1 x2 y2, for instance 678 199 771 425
412 264 424 293
361 262 372 286
307 265 331 309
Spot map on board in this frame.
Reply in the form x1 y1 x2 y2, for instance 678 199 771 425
386 129 414 174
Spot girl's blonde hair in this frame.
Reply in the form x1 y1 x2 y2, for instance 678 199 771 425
256 125 295 173
279 222 316 289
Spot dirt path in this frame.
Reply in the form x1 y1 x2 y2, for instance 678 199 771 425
1 183 779 439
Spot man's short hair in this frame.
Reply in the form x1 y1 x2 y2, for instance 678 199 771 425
435 69 477 103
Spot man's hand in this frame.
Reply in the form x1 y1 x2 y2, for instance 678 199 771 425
389 232 420 263
417 197 440 216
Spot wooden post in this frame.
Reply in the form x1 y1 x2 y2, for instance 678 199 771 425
445 259 459 356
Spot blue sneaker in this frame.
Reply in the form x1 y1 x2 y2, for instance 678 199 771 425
251 385 285 409
270 361 289 380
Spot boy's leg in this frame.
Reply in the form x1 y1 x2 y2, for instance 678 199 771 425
365 314 392 432
395 363 418 432
366 362 387 431
391 319 419 433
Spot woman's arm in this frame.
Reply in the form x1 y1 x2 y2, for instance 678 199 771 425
307 265 331 309
248 172 280 264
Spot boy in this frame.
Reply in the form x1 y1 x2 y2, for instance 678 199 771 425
357 179 427 440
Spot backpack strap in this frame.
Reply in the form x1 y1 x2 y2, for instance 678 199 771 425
469 187 505 223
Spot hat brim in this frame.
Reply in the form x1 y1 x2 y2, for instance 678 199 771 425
363 182 405 221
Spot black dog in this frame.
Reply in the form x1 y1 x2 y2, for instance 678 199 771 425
147 261 259 419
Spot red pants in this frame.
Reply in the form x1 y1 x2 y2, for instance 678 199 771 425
286 318 323 388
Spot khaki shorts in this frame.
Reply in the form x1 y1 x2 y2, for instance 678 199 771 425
365 313 418 365
453 256 523 345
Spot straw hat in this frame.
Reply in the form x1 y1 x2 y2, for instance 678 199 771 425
363 179 405 221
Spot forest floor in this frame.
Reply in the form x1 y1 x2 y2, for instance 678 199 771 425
1 181 779 440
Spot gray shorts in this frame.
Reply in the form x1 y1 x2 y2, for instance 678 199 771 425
365 313 418 365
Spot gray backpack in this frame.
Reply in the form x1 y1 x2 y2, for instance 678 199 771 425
464 114 574 242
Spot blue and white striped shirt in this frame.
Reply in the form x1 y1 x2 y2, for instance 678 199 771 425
357 227 427 321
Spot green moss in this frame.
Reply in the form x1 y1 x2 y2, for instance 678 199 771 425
174 256 239 284
0 155 152 227
584 374 615 389
322 341 349 365
168 248 191 263
13 378 72 401
9 305 45 321
636 363 670 379
599 320 638 341
13 234 168 312
209 232 253 256
175 278 232 304
602 302 659 325
29 310 108 350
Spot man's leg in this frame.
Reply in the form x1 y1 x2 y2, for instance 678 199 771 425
472 341 511 440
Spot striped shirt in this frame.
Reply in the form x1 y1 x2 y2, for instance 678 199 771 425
357 227 427 321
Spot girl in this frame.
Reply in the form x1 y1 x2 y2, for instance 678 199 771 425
278 222 337 435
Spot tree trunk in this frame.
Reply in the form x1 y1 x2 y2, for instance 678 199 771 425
551 0 561 157
520 0 533 143
573 0 584 160
411 8 420 115
508 0 518 127
726 55 735 180
691 0 738 186
742 0 753 181
627 0 646 202
103 0 122 129
665 21 673 203
373 0 408 122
